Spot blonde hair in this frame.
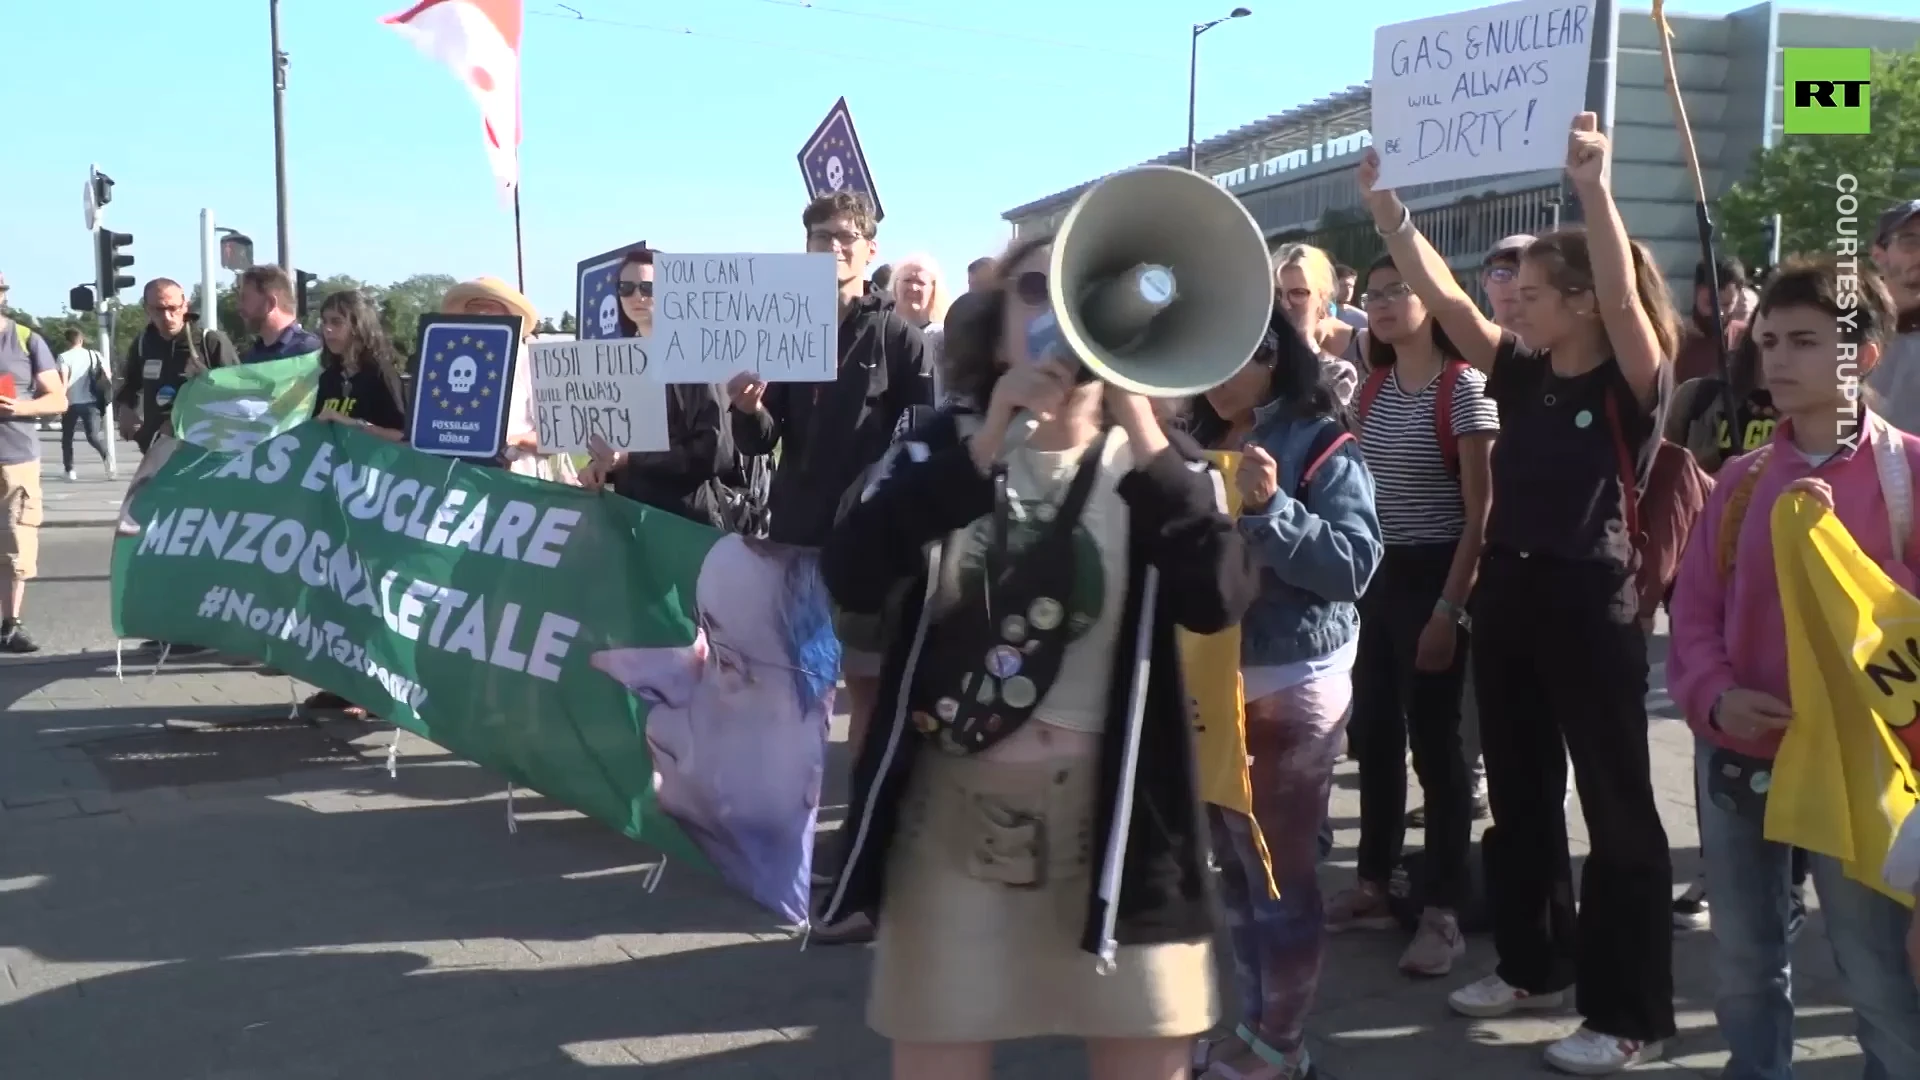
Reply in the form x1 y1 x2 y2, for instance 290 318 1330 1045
890 252 951 323
1271 243 1336 315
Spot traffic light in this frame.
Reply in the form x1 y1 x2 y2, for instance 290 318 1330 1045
90 170 114 210
1762 213 1782 268
69 285 96 313
296 270 320 319
96 229 135 302
219 232 255 272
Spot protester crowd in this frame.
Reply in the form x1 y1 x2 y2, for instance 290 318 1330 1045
2 110 1919 1080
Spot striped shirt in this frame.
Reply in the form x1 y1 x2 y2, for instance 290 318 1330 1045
1357 364 1500 544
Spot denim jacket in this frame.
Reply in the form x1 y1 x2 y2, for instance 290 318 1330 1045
1235 401 1383 666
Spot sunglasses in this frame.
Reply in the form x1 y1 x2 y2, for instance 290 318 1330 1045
1012 270 1049 306
617 280 653 299
1483 266 1517 284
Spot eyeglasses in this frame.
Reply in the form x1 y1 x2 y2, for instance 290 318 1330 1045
617 280 653 299
1012 270 1049 306
1483 266 1517 284
1360 283 1414 307
807 228 869 251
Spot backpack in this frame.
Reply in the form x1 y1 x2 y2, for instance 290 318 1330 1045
1713 414 1914 580
1295 421 1357 502
1354 361 1471 476
1602 391 1714 624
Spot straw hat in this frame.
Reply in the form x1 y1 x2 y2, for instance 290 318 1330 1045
441 276 539 329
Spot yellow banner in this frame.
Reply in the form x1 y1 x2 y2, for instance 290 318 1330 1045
1770 492 1919 906
1178 451 1276 898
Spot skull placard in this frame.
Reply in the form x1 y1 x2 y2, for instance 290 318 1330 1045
826 155 845 191
448 355 478 395
598 293 620 338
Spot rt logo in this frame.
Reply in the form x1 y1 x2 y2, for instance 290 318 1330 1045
1783 48 1871 135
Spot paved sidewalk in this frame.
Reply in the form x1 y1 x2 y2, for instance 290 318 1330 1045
31 427 138 529
0 639 1874 1079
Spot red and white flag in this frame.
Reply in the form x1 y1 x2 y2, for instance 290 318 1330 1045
383 0 522 205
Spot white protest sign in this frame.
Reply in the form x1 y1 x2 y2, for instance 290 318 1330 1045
1370 0 1597 188
526 338 669 453
652 253 838 383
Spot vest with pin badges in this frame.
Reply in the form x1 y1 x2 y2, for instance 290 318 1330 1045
910 428 1114 755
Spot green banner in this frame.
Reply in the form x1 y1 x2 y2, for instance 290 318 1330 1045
172 351 322 451
112 423 839 921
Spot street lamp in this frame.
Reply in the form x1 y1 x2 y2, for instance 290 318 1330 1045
1188 7 1252 173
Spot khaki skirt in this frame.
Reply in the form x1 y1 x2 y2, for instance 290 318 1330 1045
867 749 1218 1043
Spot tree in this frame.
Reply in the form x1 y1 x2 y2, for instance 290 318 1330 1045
1717 48 1920 270
559 310 577 335
378 273 458 368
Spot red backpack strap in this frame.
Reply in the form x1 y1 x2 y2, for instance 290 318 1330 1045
1355 366 1390 423
1295 428 1356 503
1602 391 1641 542
1435 360 1468 477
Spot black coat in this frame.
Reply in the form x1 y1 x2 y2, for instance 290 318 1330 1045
613 383 730 527
730 293 930 548
816 412 1258 958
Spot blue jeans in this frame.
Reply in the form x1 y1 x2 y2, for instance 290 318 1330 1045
1696 741 1920 1079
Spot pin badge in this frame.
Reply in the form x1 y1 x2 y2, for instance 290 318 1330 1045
1028 597 1064 631
1001 615 1028 644
1002 676 1038 709
911 710 939 733
1034 503 1057 523
1750 770 1772 794
985 713 1005 732
986 645 1023 678
1574 409 1593 429
936 697 960 722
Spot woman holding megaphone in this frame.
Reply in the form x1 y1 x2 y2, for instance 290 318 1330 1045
816 236 1257 1080
1357 114 1681 1074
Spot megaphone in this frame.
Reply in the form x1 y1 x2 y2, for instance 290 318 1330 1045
1032 165 1275 398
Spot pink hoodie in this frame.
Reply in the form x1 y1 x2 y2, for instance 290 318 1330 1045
1667 412 1920 758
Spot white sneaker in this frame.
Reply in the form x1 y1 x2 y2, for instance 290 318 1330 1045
65 469 77 481
1543 1028 1664 1075
1447 974 1567 1018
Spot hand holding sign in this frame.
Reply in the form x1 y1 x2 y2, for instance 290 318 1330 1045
1565 111 1608 191
1355 148 1406 230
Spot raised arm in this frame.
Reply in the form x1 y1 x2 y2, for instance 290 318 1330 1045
1566 112 1664 406
1356 150 1503 372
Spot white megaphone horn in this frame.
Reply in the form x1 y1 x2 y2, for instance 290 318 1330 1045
1024 164 1275 398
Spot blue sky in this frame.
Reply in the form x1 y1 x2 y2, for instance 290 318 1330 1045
2 0 1907 325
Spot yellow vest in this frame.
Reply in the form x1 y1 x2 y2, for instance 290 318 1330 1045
1178 450 1278 898
1770 492 1919 907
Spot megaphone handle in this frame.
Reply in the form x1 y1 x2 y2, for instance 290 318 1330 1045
999 410 1040 462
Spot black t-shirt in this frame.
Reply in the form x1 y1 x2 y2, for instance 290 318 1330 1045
1483 333 1657 570
316 363 406 433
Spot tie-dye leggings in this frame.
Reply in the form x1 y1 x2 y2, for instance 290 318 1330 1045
1208 672 1354 1055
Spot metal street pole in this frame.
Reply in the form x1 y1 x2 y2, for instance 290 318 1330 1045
271 0 292 273
1186 9 1251 175
200 210 218 335
1187 28 1202 173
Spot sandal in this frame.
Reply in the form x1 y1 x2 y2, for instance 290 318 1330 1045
1200 1035 1313 1080
1192 1025 1256 1073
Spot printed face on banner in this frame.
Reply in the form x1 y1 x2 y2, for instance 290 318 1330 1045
1370 0 1597 188
650 253 839 383
409 316 520 458
798 98 883 219
576 242 647 341
113 423 835 923
591 533 840 917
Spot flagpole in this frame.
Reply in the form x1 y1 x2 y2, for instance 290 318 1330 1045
513 184 526 296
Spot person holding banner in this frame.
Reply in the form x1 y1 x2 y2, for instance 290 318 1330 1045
1668 257 1920 1080
815 235 1254 1080
1182 318 1383 1080
579 248 736 528
1358 115 1680 1074
727 191 930 903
